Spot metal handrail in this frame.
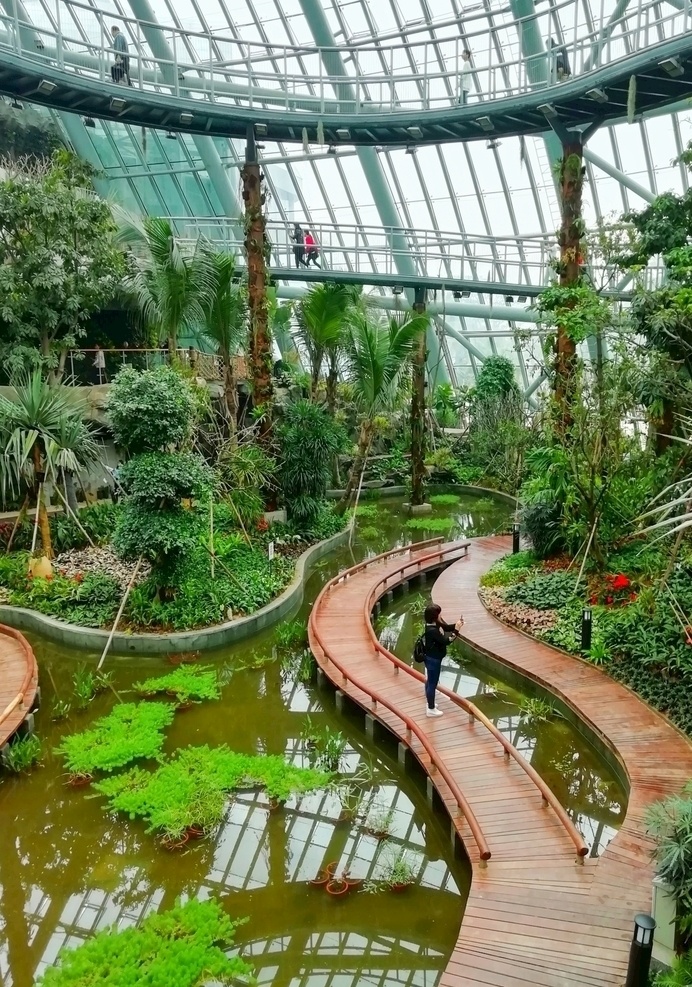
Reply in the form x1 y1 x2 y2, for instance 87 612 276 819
0 0 685 116
0 624 37 732
309 547 492 864
362 552 590 860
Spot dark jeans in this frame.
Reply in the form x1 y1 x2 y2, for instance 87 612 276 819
423 657 442 709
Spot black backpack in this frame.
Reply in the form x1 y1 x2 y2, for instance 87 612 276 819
413 634 426 663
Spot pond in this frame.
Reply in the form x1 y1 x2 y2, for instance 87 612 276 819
0 493 624 986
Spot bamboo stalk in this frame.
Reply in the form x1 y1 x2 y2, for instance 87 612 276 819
210 498 215 580
6 495 28 554
574 514 599 594
97 556 143 671
53 484 96 549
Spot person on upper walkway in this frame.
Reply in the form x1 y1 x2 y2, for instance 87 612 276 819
110 26 132 86
422 604 463 717
290 223 307 268
459 48 472 104
304 229 321 268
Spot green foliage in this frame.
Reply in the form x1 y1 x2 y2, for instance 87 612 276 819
217 441 275 528
405 516 455 532
480 551 537 587
521 498 566 559
133 666 220 704
118 453 212 506
94 745 331 838
7 571 121 628
472 356 520 403
275 619 307 649
278 399 344 528
1 733 41 772
281 648 314 683
113 504 203 582
0 152 124 376
35 898 253 987
646 782 692 914
450 463 485 485
505 571 575 610
353 503 381 519
429 493 461 506
535 284 612 345
107 365 197 453
360 525 380 540
52 503 121 553
55 702 176 778
518 697 558 723
655 951 692 986
301 718 347 771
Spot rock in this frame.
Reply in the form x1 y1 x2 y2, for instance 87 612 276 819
54 546 151 590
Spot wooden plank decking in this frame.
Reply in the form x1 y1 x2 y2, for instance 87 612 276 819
0 623 38 747
309 537 692 987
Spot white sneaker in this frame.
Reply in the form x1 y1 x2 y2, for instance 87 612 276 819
426 707 443 717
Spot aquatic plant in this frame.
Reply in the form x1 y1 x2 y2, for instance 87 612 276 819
404 516 456 533
51 698 72 722
72 665 97 708
281 648 314 683
518 697 559 723
94 745 332 840
359 525 380 540
133 665 220 705
429 494 461 506
1 733 41 772
353 504 381 520
55 702 176 779
364 849 417 893
363 804 395 839
35 898 253 987
275 619 308 649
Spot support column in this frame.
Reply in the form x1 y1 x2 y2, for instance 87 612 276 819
555 138 584 431
243 127 273 440
410 287 428 509
297 0 448 384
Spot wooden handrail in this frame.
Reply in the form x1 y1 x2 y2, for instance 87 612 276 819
329 537 444 585
309 604 492 863
363 555 590 859
0 623 38 730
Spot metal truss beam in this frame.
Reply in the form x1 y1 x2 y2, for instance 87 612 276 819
582 148 655 203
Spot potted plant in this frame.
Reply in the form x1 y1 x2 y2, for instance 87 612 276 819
646 782 692 958
325 877 350 898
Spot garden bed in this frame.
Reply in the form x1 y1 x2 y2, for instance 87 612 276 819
480 547 692 738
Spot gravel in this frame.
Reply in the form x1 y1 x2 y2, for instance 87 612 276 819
54 547 151 589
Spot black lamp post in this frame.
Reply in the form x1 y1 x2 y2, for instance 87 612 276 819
512 523 520 554
581 607 592 653
625 914 656 987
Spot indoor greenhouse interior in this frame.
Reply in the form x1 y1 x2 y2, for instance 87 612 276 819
1 0 692 985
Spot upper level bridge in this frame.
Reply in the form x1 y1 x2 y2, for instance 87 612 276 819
1 0 692 142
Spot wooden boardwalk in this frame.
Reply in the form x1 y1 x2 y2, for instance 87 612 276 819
0 623 38 748
309 537 692 987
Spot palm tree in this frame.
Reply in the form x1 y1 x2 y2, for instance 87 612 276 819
117 215 215 354
203 252 247 445
297 283 356 413
337 311 428 514
0 373 100 558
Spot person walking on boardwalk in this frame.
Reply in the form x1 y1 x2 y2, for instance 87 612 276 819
422 604 463 717
290 222 306 268
110 25 132 86
459 48 472 104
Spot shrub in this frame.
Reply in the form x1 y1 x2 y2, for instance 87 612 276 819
35 899 253 987
520 499 565 559
505 571 575 610
278 399 345 529
7 571 121 628
107 365 197 453
118 453 212 506
646 782 692 915
55 702 176 778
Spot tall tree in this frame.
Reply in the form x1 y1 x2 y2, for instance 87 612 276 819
203 252 247 446
337 312 427 514
0 151 123 380
409 295 429 508
0 373 99 559
117 215 215 354
296 283 356 413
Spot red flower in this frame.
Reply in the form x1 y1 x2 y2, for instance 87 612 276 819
589 595 598 605
74 573 84 583
256 517 269 533
605 595 613 605
612 574 630 591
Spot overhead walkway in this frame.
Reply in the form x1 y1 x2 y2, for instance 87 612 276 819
173 218 642 303
1 0 691 143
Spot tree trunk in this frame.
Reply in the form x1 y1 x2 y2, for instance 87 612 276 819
242 151 273 442
337 419 373 515
63 469 79 515
33 443 53 559
655 399 675 456
410 328 427 507
167 332 177 356
310 360 321 402
554 139 584 433
326 361 339 418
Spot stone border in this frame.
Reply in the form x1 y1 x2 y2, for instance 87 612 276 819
0 527 351 656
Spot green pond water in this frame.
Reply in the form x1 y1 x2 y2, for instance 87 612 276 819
0 495 625 987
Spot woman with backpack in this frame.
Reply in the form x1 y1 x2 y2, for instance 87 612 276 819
418 604 463 717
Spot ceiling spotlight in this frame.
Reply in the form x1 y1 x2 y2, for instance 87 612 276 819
179 111 193 125
254 122 268 136
461 290 471 298
36 79 57 96
517 294 527 303
486 139 501 149
453 291 462 300
83 116 96 129
336 127 351 140
538 102 557 119
110 96 126 112
327 144 336 154
405 144 416 155
392 285 404 295
476 115 494 132
10 98 23 110
659 56 684 78
585 87 608 103
407 125 423 139
165 130 177 140
505 295 514 304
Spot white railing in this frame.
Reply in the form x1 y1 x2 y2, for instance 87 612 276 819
0 0 688 116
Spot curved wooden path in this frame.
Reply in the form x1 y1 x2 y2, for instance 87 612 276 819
0 623 38 747
309 536 692 987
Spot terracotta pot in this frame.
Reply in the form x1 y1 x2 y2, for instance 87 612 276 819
186 825 205 839
325 879 349 898
309 871 330 887
160 831 190 851
67 774 93 787
176 701 193 711
343 875 363 889
325 861 338 876
390 882 412 893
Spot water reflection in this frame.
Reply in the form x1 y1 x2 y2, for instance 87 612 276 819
377 590 627 858
0 495 505 987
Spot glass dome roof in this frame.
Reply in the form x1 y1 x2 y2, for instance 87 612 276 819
7 0 690 390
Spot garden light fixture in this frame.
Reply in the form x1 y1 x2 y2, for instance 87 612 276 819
625 915 656 987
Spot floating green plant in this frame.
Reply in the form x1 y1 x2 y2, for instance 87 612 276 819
405 516 456 532
429 494 461 506
1 733 41 773
35 898 253 987
133 665 220 704
94 745 332 840
55 702 176 779
275 619 308 649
